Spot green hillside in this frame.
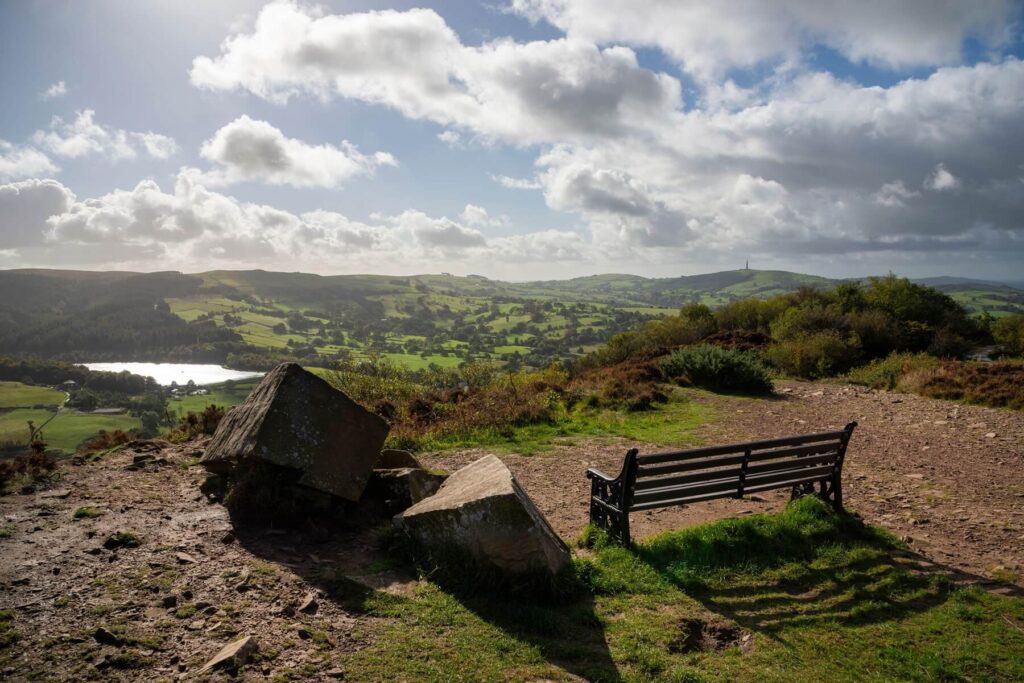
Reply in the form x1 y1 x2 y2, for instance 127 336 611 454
0 268 1019 370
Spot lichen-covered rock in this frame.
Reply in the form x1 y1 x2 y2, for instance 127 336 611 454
376 448 421 469
200 363 389 501
365 467 448 512
395 455 570 576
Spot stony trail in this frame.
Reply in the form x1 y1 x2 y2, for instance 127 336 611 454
1 380 1021 680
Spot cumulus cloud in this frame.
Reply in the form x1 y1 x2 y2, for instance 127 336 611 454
0 141 58 181
437 131 462 147
32 110 178 161
492 174 542 190
924 163 961 191
197 115 394 188
1 171 592 272
41 81 67 100
0 178 75 247
510 0 1014 80
190 2 681 145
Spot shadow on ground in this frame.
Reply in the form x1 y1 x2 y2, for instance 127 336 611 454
224 502 623 683
633 504 1023 645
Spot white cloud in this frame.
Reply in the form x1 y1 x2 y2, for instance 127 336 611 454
41 81 67 100
510 0 1014 80
2 171 592 273
197 115 394 188
437 131 462 147
0 178 75 247
134 132 179 160
190 2 681 145
924 163 961 191
0 141 58 181
388 210 486 249
874 180 919 207
31 110 177 162
459 204 509 228
492 174 542 190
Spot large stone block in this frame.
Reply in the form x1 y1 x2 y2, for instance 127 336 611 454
201 363 389 501
396 455 570 576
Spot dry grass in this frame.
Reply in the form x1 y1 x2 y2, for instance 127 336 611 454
902 360 1024 410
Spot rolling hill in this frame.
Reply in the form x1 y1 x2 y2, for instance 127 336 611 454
0 267 1020 370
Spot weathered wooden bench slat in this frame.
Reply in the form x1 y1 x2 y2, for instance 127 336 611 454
586 422 857 546
635 428 851 465
634 452 840 495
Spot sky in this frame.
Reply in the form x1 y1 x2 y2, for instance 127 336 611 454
1 0 1023 281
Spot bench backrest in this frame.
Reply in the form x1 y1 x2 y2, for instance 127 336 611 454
624 422 857 512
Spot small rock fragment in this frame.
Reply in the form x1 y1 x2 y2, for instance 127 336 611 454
198 635 258 675
93 627 123 646
298 592 318 615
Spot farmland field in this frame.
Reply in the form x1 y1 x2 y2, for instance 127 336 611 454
0 407 139 452
0 381 66 408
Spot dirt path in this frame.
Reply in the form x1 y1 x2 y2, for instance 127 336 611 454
1 381 1021 679
422 381 1024 584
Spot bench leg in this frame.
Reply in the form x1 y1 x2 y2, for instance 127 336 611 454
589 482 631 546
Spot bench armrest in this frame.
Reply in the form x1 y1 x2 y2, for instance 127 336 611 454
586 467 616 482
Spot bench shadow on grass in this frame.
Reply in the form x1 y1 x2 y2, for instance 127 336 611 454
631 497 1016 644
225 505 624 683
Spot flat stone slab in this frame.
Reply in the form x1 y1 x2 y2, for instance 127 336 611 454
201 363 389 501
396 455 570 576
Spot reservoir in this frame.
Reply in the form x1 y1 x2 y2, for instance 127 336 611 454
82 362 263 387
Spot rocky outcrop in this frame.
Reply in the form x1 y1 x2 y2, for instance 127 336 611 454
395 455 570 576
365 467 448 512
376 448 421 469
200 363 389 501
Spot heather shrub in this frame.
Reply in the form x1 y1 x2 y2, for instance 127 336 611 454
766 332 862 379
844 352 938 390
659 345 773 394
167 404 225 442
992 314 1024 356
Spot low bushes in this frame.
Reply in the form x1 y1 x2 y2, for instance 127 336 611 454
659 345 773 395
167 404 225 442
844 352 939 390
766 332 861 379
903 361 1024 410
0 451 57 495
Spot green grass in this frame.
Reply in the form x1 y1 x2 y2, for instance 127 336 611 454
407 389 710 454
167 378 259 416
337 497 1024 682
0 408 140 452
0 381 66 408
72 507 103 520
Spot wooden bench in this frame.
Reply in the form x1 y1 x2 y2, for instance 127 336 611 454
586 422 857 546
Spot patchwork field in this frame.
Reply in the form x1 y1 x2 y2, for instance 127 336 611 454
0 407 139 453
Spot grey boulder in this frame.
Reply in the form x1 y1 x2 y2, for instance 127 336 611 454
396 455 570 576
201 363 389 501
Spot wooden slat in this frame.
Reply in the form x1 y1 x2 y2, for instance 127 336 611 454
741 464 836 490
636 453 838 494
630 463 837 509
746 442 841 463
638 453 747 478
635 469 743 494
636 441 839 478
632 476 741 505
635 429 849 465
630 488 739 511
743 452 837 477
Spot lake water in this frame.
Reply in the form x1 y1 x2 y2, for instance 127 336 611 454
82 362 263 387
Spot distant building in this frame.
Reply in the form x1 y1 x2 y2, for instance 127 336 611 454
61 380 77 388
